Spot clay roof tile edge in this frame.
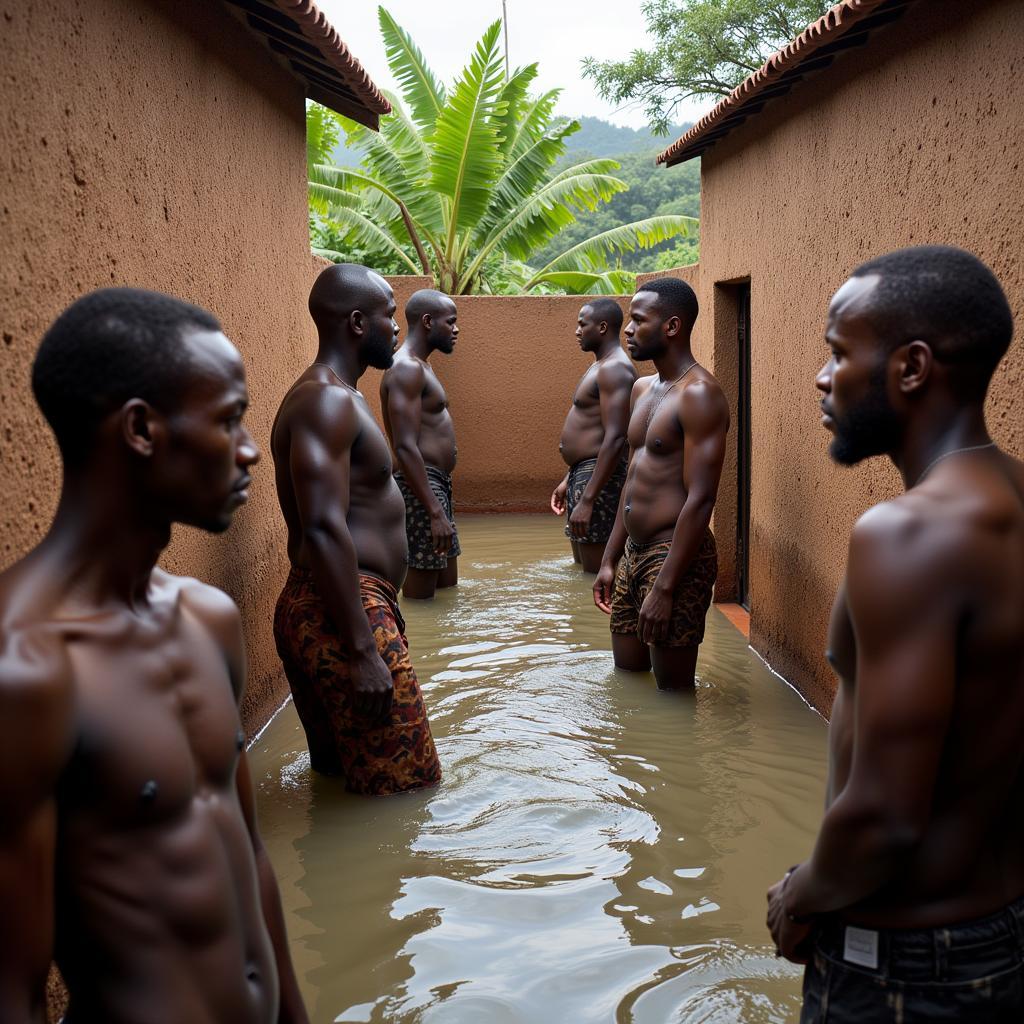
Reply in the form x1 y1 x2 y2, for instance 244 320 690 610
656 0 905 166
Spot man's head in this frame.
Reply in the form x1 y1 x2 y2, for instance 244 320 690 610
817 245 1013 465
32 287 259 532
405 289 458 355
624 278 699 361
576 299 623 353
309 263 398 370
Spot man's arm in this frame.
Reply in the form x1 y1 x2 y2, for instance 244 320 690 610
237 751 309 1024
289 385 392 717
569 362 632 539
594 378 649 612
0 636 70 1024
770 505 959 955
198 591 309 1024
639 380 728 645
386 361 453 556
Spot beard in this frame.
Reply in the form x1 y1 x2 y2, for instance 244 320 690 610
362 323 395 370
829 362 902 466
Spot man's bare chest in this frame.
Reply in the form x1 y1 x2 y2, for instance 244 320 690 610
61 617 241 826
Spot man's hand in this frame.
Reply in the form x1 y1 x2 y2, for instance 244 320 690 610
351 652 394 720
638 584 673 645
568 496 594 539
430 507 455 556
766 871 814 965
550 478 568 516
593 563 616 613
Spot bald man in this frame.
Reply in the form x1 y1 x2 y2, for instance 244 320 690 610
380 290 460 600
271 264 441 795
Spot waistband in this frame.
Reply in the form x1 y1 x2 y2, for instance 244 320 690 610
287 565 399 601
394 464 452 485
624 536 674 557
572 452 629 473
818 893 1024 965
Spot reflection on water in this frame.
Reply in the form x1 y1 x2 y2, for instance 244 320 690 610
252 516 827 1024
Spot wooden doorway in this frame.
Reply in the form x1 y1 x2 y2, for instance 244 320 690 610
736 282 752 610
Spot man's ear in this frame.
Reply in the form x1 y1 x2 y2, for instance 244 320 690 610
349 309 365 337
897 340 934 395
120 399 159 457
422 313 433 331
664 314 681 338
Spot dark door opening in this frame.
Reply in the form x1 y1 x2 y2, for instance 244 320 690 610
736 283 752 610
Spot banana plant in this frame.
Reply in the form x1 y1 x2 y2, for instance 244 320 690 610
308 8 696 295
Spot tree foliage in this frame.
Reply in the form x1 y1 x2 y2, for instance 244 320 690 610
308 8 696 295
532 147 700 272
582 0 830 135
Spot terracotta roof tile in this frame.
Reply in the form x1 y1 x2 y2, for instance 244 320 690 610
657 0 913 167
224 0 392 130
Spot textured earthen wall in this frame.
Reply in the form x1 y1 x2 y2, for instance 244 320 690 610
658 0 1024 711
364 285 633 511
0 0 319 737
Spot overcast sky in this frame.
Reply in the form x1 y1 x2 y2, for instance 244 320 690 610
315 0 716 130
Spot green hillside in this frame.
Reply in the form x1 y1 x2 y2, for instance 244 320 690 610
530 130 701 276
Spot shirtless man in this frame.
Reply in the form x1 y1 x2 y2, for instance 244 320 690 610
767 247 1024 1020
0 288 307 1023
380 290 460 600
593 278 729 690
272 264 441 795
551 299 636 573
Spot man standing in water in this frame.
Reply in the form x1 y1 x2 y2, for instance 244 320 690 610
380 290 460 600
593 278 728 689
551 299 636 573
0 288 307 1023
272 264 441 794
768 246 1024 1020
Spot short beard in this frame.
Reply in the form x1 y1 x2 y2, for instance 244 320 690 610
829 361 902 466
362 325 394 370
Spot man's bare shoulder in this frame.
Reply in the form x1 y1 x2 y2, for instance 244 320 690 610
382 354 426 394
847 494 974 608
596 355 638 391
276 378 360 449
0 612 75 804
156 570 245 693
677 373 729 430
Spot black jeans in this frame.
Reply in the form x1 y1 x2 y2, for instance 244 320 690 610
801 896 1024 1022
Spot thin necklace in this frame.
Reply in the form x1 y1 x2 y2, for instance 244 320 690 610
312 361 359 394
646 360 698 428
914 441 996 486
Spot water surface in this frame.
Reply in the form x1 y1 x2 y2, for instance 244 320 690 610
252 515 827 1023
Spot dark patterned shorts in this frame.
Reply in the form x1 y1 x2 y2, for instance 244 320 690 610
565 453 628 544
609 529 717 647
273 567 442 796
394 465 462 572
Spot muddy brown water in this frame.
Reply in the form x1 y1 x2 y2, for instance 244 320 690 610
252 515 828 1024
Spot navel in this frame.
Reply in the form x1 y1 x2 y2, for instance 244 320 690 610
140 779 159 803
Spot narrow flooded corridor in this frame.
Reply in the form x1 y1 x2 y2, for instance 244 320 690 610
252 516 828 1023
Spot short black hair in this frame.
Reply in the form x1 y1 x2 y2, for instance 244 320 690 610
582 298 623 334
852 245 1013 392
32 287 220 463
636 277 699 327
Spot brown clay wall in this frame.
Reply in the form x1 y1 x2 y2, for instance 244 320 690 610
657 0 1024 712
0 0 321 737
368 285 633 511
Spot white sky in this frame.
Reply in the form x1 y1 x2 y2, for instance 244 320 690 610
315 0 716 130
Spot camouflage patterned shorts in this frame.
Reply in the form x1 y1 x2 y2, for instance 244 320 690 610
394 465 462 572
565 453 628 544
609 529 718 647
